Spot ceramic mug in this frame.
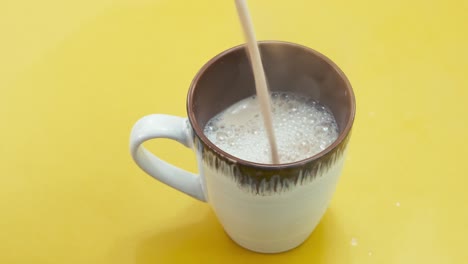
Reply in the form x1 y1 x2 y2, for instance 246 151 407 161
130 41 355 253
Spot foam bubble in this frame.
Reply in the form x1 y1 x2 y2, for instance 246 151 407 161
203 92 339 164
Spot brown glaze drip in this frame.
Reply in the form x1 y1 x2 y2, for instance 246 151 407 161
194 131 350 195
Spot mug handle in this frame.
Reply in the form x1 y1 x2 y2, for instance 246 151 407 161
129 114 206 202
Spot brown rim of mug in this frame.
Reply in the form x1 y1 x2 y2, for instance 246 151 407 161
187 40 356 169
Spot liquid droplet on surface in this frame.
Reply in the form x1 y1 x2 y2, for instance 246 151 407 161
350 237 358 246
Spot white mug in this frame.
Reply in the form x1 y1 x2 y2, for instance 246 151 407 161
130 41 355 253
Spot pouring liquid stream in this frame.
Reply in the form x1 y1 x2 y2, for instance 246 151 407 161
234 0 280 164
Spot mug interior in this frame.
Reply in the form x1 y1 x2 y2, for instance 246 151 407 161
188 41 355 166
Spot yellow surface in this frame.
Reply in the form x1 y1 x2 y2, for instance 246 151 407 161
1 0 467 263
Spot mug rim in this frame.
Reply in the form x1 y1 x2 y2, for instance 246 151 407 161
187 40 356 169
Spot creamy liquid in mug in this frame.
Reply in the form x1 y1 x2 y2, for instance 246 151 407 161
204 92 339 164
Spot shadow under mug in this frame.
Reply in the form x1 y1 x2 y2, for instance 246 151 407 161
130 41 356 253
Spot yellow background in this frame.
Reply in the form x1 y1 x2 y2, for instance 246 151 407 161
1 0 467 263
